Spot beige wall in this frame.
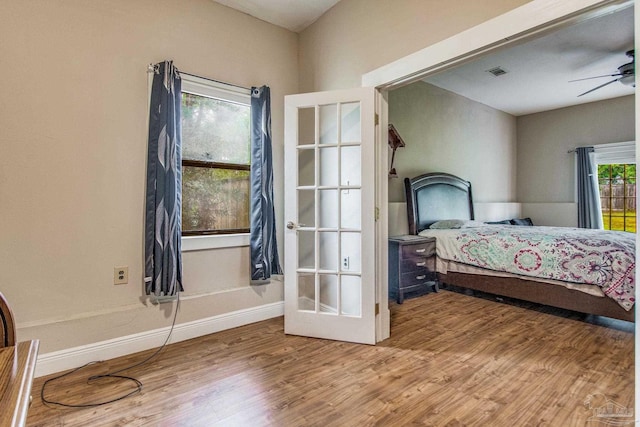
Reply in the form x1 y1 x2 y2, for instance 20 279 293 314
0 0 297 353
517 96 635 204
388 88 635 227
298 0 532 92
1 0 594 359
388 82 517 203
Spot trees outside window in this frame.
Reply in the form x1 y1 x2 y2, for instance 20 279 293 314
181 78 251 235
598 164 636 232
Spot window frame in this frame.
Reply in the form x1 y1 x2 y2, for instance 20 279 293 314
180 74 252 239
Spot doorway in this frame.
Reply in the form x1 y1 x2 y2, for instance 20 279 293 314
365 0 637 342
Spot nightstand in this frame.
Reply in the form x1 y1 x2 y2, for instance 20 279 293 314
388 235 438 304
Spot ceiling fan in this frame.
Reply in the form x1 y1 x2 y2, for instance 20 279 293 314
571 49 635 97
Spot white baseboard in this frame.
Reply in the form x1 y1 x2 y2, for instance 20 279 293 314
35 301 284 377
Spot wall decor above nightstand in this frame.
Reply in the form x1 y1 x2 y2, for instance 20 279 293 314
388 235 438 303
388 124 405 178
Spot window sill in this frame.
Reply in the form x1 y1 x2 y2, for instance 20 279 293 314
182 233 250 252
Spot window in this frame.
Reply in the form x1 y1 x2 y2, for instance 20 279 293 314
598 163 636 232
180 76 251 235
592 141 636 233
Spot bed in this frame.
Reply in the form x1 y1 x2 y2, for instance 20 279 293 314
404 172 635 322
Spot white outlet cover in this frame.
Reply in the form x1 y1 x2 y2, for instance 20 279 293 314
114 266 128 285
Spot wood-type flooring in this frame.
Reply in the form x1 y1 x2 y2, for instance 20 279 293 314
27 290 634 426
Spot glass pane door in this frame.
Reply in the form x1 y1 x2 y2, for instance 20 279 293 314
296 101 363 316
284 87 376 344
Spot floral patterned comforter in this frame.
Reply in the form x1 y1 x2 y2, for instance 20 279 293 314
420 225 635 310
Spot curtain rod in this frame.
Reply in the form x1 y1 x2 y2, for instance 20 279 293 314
567 145 594 154
147 64 251 91
568 141 635 154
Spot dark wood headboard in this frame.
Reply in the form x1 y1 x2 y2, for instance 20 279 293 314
404 172 474 235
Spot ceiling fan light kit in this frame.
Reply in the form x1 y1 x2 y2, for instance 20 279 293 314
574 49 635 97
619 75 635 87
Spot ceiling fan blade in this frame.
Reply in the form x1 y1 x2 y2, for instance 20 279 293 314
577 78 620 97
569 73 622 82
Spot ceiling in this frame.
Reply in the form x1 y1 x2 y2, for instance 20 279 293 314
211 1 635 116
211 0 341 32
422 6 635 116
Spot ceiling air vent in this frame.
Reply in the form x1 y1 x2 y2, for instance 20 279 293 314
486 66 508 77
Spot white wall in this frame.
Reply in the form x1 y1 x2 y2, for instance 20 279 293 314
517 95 635 224
0 0 297 356
520 203 577 227
388 82 518 203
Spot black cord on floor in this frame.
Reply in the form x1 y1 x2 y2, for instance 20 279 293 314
40 293 181 408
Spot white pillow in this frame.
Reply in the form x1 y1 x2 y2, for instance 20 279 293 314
429 219 487 229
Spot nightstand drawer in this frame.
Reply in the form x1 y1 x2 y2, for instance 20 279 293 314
401 257 435 272
400 270 435 287
401 242 435 258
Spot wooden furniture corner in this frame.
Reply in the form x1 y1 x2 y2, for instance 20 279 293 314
0 292 39 427
0 341 40 427
0 292 16 348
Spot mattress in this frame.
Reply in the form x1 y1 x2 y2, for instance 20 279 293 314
419 224 635 310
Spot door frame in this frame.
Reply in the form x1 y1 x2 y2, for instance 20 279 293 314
363 0 632 90
366 0 636 343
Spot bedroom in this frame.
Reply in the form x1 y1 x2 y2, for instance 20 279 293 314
1 0 637 425
387 6 635 232
385 4 636 316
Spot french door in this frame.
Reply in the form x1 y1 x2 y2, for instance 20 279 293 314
284 87 377 344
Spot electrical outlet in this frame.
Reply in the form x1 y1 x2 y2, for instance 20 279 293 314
114 266 128 285
342 256 350 270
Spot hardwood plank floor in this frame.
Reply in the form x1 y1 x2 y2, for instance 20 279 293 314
27 290 634 426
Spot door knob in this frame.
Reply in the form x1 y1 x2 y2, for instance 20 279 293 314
286 221 306 229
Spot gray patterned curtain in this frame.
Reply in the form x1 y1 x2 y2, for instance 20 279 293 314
250 86 282 284
576 146 603 229
144 61 184 296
